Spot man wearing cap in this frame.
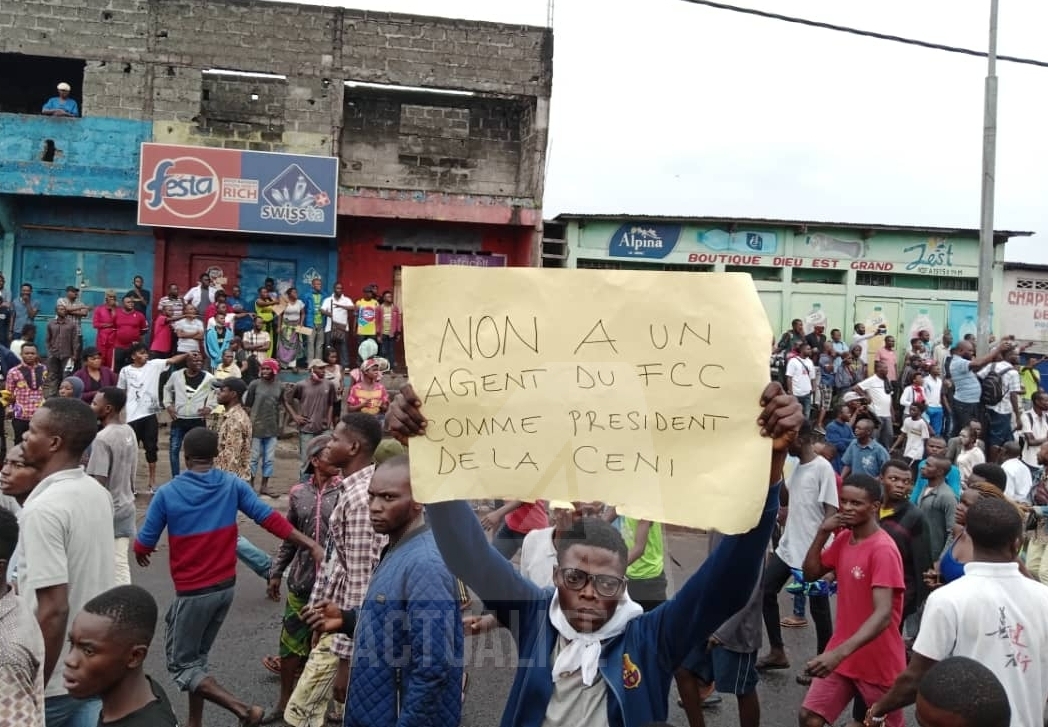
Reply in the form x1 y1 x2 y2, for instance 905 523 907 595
824 402 856 474
285 359 336 480
42 82 79 117
263 433 341 722
246 359 283 496
214 378 251 480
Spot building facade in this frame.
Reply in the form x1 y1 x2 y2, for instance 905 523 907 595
0 0 552 351
1003 263 1048 354
545 214 1032 364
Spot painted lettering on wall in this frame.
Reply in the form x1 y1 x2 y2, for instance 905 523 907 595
904 238 954 272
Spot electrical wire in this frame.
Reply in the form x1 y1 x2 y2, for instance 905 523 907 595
680 0 1048 69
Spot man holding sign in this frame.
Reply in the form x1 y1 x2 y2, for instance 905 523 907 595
386 380 802 727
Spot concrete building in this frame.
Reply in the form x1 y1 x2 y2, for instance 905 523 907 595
0 0 552 350
544 214 1033 365
1003 263 1048 354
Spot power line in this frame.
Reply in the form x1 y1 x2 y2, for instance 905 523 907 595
680 0 1048 69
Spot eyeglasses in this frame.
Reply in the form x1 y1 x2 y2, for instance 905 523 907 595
556 567 626 598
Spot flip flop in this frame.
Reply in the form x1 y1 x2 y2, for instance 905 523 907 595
755 656 790 671
261 655 281 675
260 706 284 725
676 693 722 709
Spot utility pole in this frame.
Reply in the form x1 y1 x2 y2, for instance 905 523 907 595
976 0 999 354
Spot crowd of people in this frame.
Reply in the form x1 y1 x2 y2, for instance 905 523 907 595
0 289 1044 727
0 273 402 492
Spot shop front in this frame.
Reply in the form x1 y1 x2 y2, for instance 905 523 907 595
553 215 1031 366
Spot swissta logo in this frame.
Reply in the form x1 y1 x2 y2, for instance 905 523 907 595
261 164 331 225
143 157 220 219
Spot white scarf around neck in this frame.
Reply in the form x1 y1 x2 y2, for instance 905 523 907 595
549 590 644 686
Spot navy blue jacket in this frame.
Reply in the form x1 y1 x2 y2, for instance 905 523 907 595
427 485 779 727
346 526 464 727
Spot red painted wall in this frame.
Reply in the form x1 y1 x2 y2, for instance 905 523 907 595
153 230 250 299
337 219 533 296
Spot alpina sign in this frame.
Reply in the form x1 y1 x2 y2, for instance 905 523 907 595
607 224 682 259
137 143 338 238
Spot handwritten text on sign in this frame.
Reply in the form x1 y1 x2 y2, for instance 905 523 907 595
402 268 773 532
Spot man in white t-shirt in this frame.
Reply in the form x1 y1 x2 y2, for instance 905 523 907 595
858 360 896 452
851 322 884 366
758 422 838 671
320 283 354 366
999 441 1033 504
182 272 222 309
172 305 204 355
1021 390 1048 474
867 497 1048 727
785 343 816 420
978 349 1023 462
116 343 187 491
17 397 115 726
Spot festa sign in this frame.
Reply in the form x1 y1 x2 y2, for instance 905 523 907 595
137 143 338 238
403 267 773 533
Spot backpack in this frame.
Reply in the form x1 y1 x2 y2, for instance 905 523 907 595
1032 470 1048 507
980 363 1010 407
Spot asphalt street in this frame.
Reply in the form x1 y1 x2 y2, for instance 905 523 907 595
131 507 867 727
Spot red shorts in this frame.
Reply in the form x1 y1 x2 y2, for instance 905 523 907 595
801 671 903 727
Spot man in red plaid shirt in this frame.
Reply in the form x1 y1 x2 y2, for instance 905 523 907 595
283 413 385 727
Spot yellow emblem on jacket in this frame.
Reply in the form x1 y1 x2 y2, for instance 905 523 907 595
622 653 641 689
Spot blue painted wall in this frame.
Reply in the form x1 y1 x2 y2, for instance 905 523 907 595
14 198 153 355
244 238 339 295
0 114 151 200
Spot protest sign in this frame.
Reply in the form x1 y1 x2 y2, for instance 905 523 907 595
402 267 773 532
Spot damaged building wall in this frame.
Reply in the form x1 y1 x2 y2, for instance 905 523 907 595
0 0 551 202
341 92 528 197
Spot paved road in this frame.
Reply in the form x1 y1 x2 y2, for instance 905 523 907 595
133 503 854 727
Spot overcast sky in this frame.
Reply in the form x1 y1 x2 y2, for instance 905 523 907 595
295 0 1047 263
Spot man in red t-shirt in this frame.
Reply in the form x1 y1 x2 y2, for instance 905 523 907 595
480 500 548 559
113 294 148 372
798 474 907 727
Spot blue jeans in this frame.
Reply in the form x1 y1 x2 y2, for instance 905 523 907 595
236 535 272 579
45 694 102 727
379 334 397 370
251 436 277 479
793 592 806 618
926 406 944 436
326 332 350 368
795 393 812 421
169 420 206 476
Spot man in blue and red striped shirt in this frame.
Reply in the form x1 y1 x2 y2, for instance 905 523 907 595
135 427 323 727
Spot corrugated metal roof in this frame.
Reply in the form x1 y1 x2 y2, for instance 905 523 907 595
1003 261 1048 272
550 213 1034 242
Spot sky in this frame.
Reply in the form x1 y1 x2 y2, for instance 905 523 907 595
290 0 1048 263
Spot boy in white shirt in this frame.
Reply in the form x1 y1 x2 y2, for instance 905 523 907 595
999 441 1033 504
786 343 816 420
892 403 930 466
